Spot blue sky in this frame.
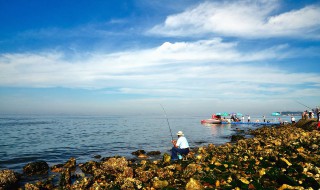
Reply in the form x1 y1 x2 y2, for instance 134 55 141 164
0 0 319 116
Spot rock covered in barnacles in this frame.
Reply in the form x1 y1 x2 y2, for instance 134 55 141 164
120 177 143 190
0 169 19 190
23 161 49 176
152 177 168 189
24 183 40 190
59 168 71 189
185 178 203 190
100 157 133 179
64 157 76 169
71 177 93 189
79 160 99 174
162 153 171 164
183 163 203 178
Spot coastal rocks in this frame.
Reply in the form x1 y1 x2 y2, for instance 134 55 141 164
23 161 49 176
7 122 320 189
0 169 19 190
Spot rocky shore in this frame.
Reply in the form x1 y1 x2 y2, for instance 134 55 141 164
1 119 319 190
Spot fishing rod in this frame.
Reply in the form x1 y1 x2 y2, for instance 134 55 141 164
295 100 313 110
160 104 174 141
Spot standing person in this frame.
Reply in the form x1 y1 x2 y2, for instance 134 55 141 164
291 116 296 124
316 107 319 121
247 115 251 122
317 109 320 130
263 115 266 122
242 116 245 122
171 131 190 161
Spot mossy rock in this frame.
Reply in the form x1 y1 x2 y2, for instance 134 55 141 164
23 161 49 176
303 177 320 189
276 174 298 186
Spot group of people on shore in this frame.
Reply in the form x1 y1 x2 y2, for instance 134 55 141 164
302 107 320 122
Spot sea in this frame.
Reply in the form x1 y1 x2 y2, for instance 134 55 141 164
0 114 294 173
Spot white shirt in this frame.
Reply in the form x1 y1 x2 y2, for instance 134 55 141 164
176 136 189 149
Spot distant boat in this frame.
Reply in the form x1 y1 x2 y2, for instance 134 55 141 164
201 114 222 124
201 118 222 124
271 112 281 116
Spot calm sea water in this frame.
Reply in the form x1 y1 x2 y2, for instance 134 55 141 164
0 114 293 173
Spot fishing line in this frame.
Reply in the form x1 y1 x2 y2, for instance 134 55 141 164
295 100 313 110
160 104 174 141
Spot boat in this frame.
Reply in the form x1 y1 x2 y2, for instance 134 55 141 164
201 114 222 124
201 118 222 124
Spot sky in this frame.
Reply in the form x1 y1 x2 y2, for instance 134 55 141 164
0 0 320 116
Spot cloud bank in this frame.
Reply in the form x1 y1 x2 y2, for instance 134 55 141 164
149 1 320 39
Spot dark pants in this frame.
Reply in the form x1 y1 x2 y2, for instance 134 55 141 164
171 147 189 160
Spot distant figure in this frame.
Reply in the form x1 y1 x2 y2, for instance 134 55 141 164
263 115 266 122
316 107 319 121
248 115 250 122
171 131 190 161
242 116 245 122
318 112 320 130
291 116 296 124
309 111 312 119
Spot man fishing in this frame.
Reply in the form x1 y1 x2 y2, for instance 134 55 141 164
171 131 190 161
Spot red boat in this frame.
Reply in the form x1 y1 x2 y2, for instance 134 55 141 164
201 114 222 124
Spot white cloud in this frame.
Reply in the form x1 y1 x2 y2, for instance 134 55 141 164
1 38 319 104
148 1 320 39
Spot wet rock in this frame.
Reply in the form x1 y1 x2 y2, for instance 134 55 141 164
50 164 64 173
79 160 100 174
23 161 49 176
147 151 161 156
93 155 101 159
0 169 19 190
59 168 71 189
231 134 245 142
131 149 146 156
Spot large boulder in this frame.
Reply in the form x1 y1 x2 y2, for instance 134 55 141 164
23 161 49 176
0 169 19 190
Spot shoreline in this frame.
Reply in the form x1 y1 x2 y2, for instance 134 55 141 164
1 119 319 189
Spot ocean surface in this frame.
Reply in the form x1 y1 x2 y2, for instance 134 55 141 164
0 114 293 173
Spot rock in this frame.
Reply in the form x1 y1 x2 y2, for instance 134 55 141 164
0 169 19 190
51 164 64 173
64 157 76 169
93 155 102 159
131 150 146 156
59 168 71 189
231 134 245 142
152 177 168 189
186 178 203 190
23 161 49 176
162 153 171 164
146 151 161 156
79 160 99 174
